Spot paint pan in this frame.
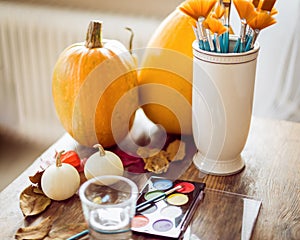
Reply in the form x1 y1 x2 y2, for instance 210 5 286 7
132 176 205 238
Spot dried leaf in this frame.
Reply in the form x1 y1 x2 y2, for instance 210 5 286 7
33 187 44 195
48 222 88 239
15 216 52 239
166 140 186 162
20 185 51 216
143 151 169 174
137 147 161 158
136 138 186 174
29 170 44 184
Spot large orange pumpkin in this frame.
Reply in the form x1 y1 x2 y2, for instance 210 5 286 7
52 21 139 147
138 0 217 135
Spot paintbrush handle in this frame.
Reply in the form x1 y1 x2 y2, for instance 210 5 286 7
252 0 260 8
136 193 166 210
261 0 276 12
234 38 241 53
136 185 182 210
67 229 89 240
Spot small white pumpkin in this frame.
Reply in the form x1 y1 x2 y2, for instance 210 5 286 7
41 151 80 201
84 144 124 180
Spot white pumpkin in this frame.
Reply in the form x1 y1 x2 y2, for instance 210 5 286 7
84 144 124 180
41 151 80 201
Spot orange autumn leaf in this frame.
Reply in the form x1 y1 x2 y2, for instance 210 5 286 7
179 0 218 20
248 11 276 30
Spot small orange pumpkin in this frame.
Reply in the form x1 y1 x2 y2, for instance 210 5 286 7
52 20 138 147
138 0 217 135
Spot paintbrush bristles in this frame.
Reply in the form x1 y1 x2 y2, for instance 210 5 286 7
179 0 218 20
234 0 258 22
190 0 278 53
205 17 228 35
212 2 225 19
248 11 276 30
261 0 276 11
270 8 278 16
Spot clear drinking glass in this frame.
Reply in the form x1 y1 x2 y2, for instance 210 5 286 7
79 175 138 239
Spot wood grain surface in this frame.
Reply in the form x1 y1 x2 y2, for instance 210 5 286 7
0 117 299 240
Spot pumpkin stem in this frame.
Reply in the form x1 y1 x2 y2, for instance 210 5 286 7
93 144 106 157
125 27 134 54
56 150 65 167
85 20 103 48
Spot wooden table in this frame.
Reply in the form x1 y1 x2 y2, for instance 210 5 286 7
0 117 299 239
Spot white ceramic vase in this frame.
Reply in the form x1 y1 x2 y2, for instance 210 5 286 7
192 37 260 175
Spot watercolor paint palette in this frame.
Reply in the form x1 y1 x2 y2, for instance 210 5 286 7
132 176 205 239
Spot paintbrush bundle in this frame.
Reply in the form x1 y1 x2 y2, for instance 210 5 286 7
190 0 278 53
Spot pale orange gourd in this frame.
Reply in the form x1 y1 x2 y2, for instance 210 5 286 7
138 0 217 135
52 21 138 147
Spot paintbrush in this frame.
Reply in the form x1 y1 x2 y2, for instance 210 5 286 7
245 0 277 51
205 17 228 52
202 20 216 52
221 0 231 53
182 0 217 51
211 2 226 52
192 25 205 50
190 19 205 50
245 0 260 44
197 17 211 51
233 0 258 52
136 185 183 211
196 18 210 51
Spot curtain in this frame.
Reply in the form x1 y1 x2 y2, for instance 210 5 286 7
252 0 300 122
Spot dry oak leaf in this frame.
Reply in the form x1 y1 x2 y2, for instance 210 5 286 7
144 151 169 174
20 185 51 217
166 139 186 161
15 216 52 240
